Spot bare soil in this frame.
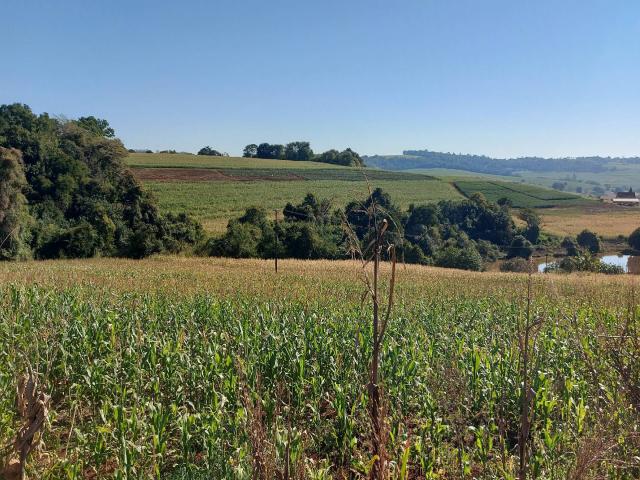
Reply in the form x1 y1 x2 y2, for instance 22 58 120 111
131 167 305 182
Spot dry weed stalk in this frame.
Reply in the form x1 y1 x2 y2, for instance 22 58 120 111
343 182 398 480
1 369 49 480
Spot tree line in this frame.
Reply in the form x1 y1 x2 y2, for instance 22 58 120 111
203 189 539 271
242 142 364 167
365 150 613 176
0 104 202 260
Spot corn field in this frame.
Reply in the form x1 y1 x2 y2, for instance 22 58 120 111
0 258 639 478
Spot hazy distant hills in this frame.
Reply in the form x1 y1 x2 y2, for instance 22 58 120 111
364 149 640 176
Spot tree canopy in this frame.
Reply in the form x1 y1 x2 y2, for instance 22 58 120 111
197 146 226 156
205 188 519 271
0 103 202 260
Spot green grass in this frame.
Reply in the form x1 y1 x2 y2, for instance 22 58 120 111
126 153 353 170
127 154 597 234
1 258 638 478
454 179 593 208
146 178 462 233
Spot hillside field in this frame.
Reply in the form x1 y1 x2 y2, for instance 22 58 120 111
1 257 639 478
126 153 598 234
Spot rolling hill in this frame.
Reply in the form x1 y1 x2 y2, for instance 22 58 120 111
126 153 595 234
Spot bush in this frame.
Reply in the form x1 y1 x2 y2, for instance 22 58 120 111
507 235 533 259
561 236 578 256
434 245 483 271
576 229 601 254
628 227 640 251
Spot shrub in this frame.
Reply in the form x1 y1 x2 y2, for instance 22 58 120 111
576 229 601 254
561 236 578 256
507 235 533 259
434 245 483 271
628 227 640 251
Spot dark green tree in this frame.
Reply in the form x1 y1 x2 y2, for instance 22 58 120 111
0 103 202 260
507 235 533 259
243 144 258 158
519 208 541 244
0 148 31 260
628 227 640 251
197 146 224 156
576 229 601 254
561 236 578 256
256 143 285 159
284 141 314 161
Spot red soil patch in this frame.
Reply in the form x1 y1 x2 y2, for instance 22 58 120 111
132 168 304 182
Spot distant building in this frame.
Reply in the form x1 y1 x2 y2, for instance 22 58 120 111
613 188 640 205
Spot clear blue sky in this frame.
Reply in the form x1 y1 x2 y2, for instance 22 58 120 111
2 0 639 158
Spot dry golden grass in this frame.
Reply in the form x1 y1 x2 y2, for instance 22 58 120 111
0 256 636 308
541 205 640 238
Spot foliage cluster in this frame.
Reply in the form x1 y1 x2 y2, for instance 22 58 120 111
544 252 624 274
204 189 535 270
0 104 202 260
197 146 227 156
243 142 364 167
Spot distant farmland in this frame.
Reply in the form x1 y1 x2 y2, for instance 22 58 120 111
127 153 595 233
453 179 592 208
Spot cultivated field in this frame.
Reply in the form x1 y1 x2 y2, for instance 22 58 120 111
453 180 591 209
127 154 463 233
1 257 639 479
126 154 616 236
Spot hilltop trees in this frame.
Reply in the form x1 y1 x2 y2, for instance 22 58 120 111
316 148 364 166
0 103 202 260
197 146 226 156
284 141 314 161
243 141 364 166
242 144 258 158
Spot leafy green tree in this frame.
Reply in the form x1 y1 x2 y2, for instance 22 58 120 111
243 144 258 158
285 142 314 161
0 147 31 260
507 235 533 259
316 148 363 166
256 143 285 159
76 116 115 137
576 229 600 254
0 103 202 260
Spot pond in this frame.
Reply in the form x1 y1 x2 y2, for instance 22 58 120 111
537 255 640 273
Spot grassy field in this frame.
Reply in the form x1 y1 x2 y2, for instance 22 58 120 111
144 179 462 233
127 154 617 236
540 205 640 238
1 257 639 479
453 180 592 208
